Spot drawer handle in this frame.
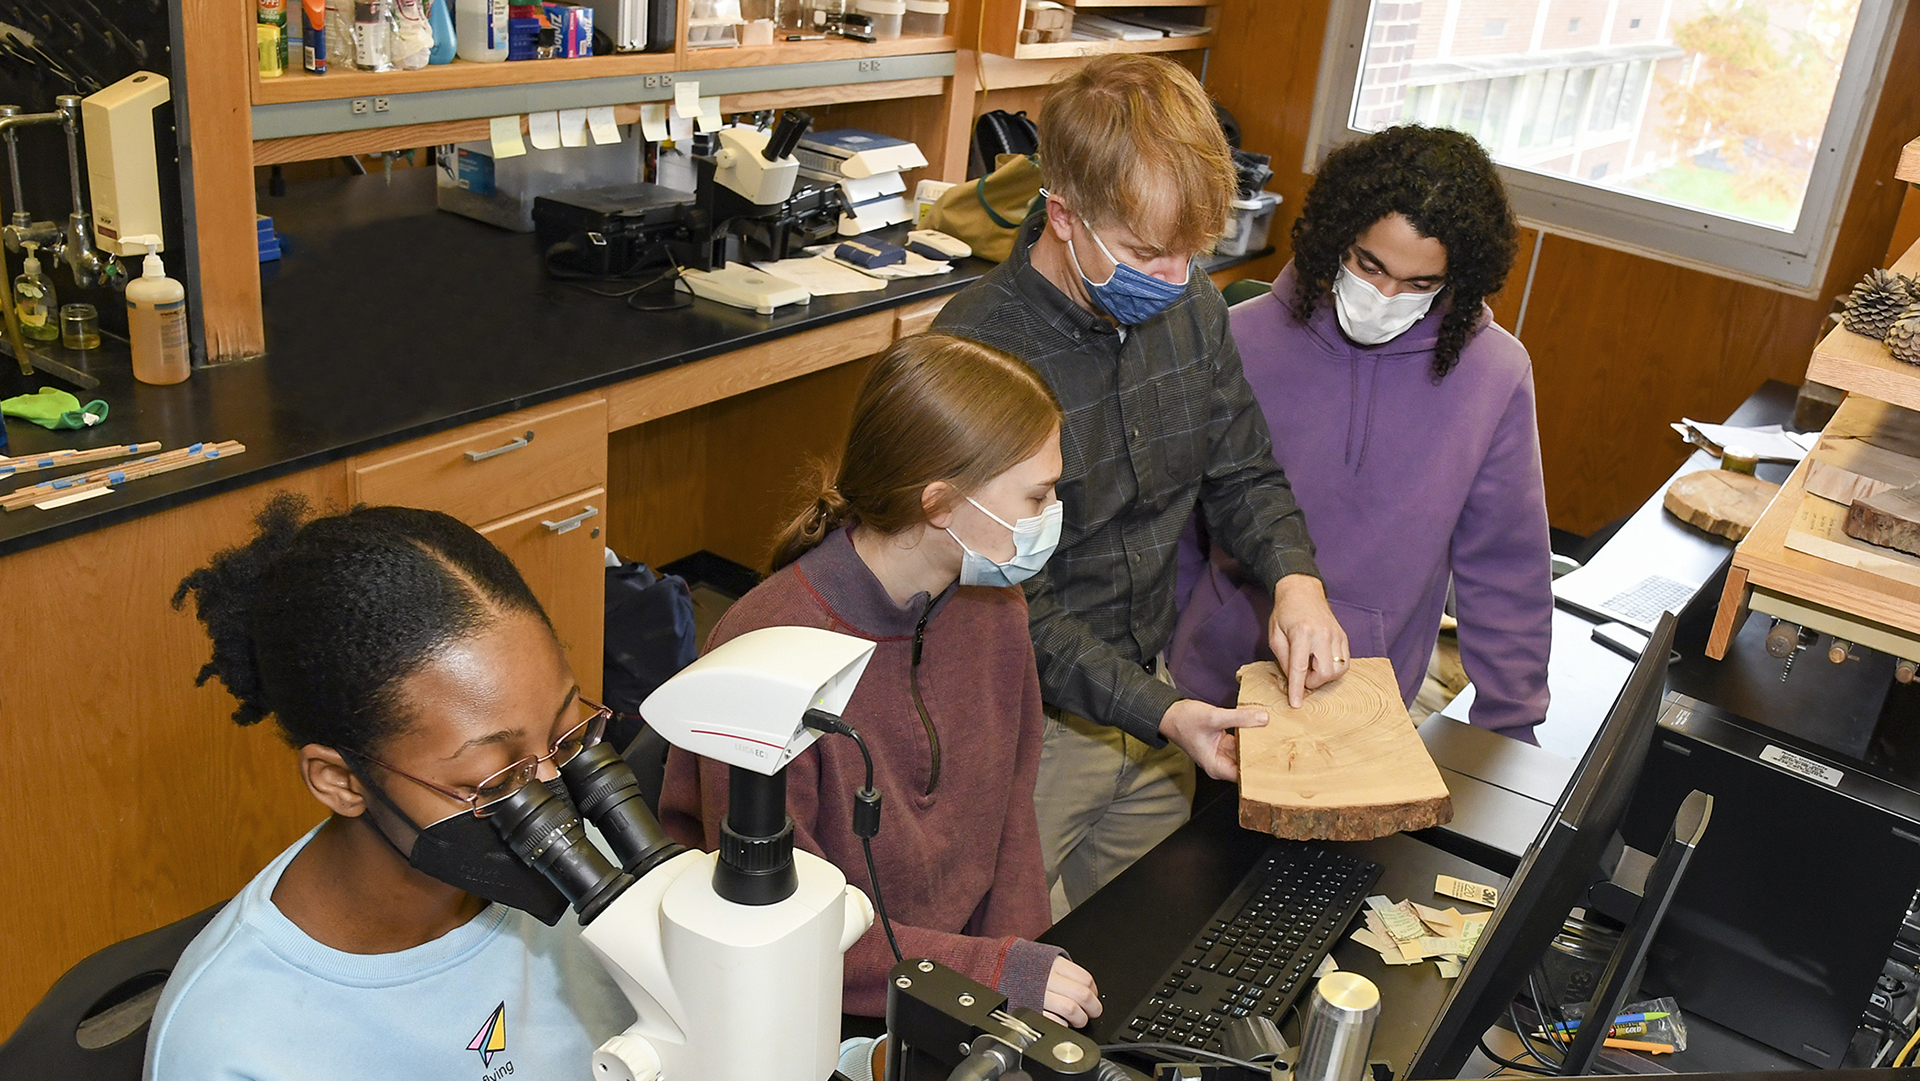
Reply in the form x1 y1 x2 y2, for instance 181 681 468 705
464 431 535 462
542 505 599 535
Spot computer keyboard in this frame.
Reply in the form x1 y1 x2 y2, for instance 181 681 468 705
1115 840 1382 1051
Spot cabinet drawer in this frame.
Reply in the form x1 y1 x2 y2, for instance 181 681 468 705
479 487 606 699
350 396 608 526
894 294 951 338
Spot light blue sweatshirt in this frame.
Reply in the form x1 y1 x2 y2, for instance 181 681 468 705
145 823 633 1081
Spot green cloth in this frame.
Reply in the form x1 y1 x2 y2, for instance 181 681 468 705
1 386 108 430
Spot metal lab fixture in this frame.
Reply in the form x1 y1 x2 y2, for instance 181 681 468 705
0 95 119 291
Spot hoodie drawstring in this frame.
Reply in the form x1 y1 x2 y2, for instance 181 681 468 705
1344 358 1383 471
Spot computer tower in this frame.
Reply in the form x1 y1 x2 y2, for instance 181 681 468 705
1621 694 1920 1066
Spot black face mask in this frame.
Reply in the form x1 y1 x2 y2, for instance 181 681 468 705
356 771 572 926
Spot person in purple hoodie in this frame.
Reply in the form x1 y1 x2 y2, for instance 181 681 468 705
1169 125 1551 743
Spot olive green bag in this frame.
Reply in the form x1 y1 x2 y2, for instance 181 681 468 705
924 154 1044 264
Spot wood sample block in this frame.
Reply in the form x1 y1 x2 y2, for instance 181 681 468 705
1663 469 1781 541
1785 491 1920 587
1236 658 1452 842
1805 437 1920 505
1847 483 1920 558
1824 397 1920 459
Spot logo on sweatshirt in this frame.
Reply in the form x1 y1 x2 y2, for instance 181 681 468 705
468 1002 507 1066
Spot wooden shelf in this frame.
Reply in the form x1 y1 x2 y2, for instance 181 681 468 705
1067 0 1212 7
1802 234 1920 410
1710 393 1920 658
682 35 955 69
1011 32 1214 59
1900 135 1920 185
254 52 677 106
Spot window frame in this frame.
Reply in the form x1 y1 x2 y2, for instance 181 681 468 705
1307 0 1907 297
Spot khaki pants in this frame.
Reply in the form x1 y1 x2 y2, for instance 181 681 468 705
1035 706 1196 919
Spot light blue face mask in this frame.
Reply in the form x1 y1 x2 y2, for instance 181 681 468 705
1068 217 1191 326
947 497 1063 588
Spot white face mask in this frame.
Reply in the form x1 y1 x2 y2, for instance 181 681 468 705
1331 264 1440 345
947 497 1063 588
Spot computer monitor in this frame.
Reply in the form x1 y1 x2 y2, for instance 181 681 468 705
1403 611 1678 1080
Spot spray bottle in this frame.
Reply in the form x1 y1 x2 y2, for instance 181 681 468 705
14 241 57 341
125 235 190 385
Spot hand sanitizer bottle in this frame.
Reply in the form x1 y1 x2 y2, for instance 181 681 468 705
14 241 57 341
125 236 190 385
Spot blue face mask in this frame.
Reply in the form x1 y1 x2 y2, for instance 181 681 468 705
947 497 1063 588
1067 217 1191 326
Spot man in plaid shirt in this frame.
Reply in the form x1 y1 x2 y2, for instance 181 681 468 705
935 55 1351 912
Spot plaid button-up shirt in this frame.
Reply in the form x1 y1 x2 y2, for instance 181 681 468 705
934 214 1322 743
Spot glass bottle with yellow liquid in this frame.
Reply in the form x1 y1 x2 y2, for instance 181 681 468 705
14 241 58 342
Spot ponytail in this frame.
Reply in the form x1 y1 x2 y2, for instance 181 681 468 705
769 466 854 571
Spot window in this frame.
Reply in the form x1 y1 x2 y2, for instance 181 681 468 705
1312 0 1904 293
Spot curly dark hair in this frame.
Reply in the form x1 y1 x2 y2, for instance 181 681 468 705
172 492 552 756
1290 125 1518 380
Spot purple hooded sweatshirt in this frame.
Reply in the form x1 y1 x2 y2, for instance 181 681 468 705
1168 263 1552 740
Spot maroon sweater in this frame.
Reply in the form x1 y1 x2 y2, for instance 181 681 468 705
658 526 1062 1017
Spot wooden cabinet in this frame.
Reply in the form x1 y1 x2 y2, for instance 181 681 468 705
976 0 1218 60
479 486 610 698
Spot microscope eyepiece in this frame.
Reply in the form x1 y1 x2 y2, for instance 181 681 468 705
560 741 687 879
484 781 633 924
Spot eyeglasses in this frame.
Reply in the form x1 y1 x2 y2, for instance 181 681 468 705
345 698 611 818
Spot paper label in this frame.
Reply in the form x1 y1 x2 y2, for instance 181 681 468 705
486 116 525 161
639 103 669 142
1367 896 1427 942
1760 745 1843 786
674 79 701 119
1435 874 1500 908
558 108 588 147
586 106 620 145
528 111 561 150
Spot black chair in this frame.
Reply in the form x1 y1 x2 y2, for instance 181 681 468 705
0 902 224 1080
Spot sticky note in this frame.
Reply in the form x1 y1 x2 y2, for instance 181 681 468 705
587 106 620 145
528 111 561 150
639 103 669 142
674 79 700 119
558 107 588 147
668 114 694 141
695 96 723 133
488 116 526 158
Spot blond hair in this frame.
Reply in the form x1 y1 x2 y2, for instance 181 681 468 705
1038 54 1236 253
769 334 1062 572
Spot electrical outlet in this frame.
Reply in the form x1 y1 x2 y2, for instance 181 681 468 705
350 98 370 115
643 75 658 88
868 59 881 72
660 73 672 85
373 97 390 112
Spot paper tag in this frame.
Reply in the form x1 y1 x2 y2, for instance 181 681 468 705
1351 927 1419 964
488 116 526 159
668 115 694 141
674 79 700 119
587 106 620 145
695 96 724 133
1436 874 1500 908
1410 936 1474 959
528 111 561 150
1367 896 1427 942
558 108 588 147
36 485 112 509
1435 958 1462 979
639 103 669 142
1760 745 1843 787
1314 954 1339 978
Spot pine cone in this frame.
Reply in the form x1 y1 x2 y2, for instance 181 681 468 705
1843 269 1915 340
1889 305 1920 366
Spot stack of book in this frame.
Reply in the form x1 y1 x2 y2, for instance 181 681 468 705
795 129 929 237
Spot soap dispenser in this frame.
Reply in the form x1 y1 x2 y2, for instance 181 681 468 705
125 235 189 385
14 241 57 341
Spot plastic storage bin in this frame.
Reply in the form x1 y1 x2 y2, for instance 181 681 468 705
436 135 641 232
1216 190 1282 258
860 0 904 38
902 0 947 35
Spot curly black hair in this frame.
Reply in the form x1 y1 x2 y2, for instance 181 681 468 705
172 493 552 756
1290 125 1518 380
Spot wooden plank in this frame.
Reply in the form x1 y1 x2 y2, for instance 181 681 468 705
181 0 265 359
1803 235 1920 410
1899 135 1920 185
1846 484 1920 558
1784 491 1920 588
253 52 676 106
1805 437 1920 504
1236 658 1453 842
1662 469 1780 541
253 79 945 164
1823 394 1920 458
1706 564 1750 660
603 310 894 431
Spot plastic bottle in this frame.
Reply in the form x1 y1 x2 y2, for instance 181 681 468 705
427 0 457 62
456 0 510 60
14 241 57 341
125 237 190 385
